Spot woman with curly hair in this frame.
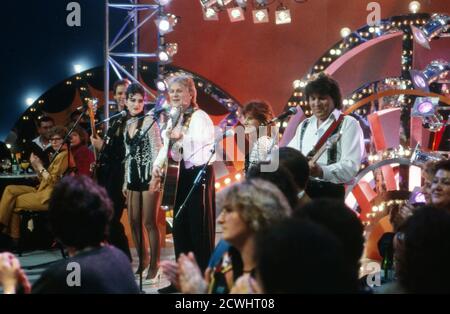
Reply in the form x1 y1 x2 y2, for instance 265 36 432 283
161 178 292 294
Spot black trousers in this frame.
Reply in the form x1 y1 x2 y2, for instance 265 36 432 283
97 164 132 261
173 161 216 272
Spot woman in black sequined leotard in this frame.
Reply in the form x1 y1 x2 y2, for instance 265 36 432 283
123 84 162 282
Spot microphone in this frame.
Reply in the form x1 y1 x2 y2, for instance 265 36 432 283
96 110 127 125
152 106 169 117
269 107 298 124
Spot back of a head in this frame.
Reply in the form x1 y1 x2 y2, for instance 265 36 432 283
397 205 450 293
294 199 364 273
49 176 113 250
256 219 357 293
276 147 310 189
246 163 299 209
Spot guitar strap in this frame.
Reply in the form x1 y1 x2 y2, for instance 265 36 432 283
327 121 344 164
301 114 345 160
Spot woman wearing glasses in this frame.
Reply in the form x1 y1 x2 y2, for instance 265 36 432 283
0 126 71 246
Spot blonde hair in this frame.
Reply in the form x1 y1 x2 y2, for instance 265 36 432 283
219 178 292 232
167 74 198 109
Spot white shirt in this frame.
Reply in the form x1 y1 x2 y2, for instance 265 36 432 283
287 109 365 184
32 136 51 151
155 109 216 169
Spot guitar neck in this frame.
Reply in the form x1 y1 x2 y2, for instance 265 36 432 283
310 145 327 164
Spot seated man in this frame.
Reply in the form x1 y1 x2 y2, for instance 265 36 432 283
0 175 139 294
0 126 70 244
27 116 55 167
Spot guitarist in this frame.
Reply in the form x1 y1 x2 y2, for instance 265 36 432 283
153 74 216 277
90 79 132 261
287 73 365 200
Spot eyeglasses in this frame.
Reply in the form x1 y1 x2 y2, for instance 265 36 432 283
50 137 63 142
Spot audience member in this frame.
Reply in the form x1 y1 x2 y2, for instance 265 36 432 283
255 218 357 293
0 176 139 294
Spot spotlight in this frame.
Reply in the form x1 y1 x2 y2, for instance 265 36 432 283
73 64 84 74
411 97 438 117
411 97 444 132
155 78 168 92
157 43 178 64
275 4 291 25
203 7 219 20
235 0 247 8
340 27 351 38
200 0 232 9
155 13 177 35
411 14 449 49
410 60 450 91
25 97 35 106
227 6 245 22
252 8 269 23
408 1 421 14
155 0 172 5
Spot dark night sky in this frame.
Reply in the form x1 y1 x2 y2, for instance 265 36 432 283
0 0 109 141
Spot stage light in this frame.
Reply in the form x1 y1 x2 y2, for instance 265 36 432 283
410 60 450 91
155 0 172 5
275 4 291 25
157 43 178 64
252 8 269 23
411 14 449 49
411 97 437 117
203 7 219 20
411 97 444 132
235 0 247 8
73 64 84 74
227 6 245 22
155 78 168 92
155 14 177 35
200 0 232 9
25 97 34 106
340 27 351 38
408 1 420 13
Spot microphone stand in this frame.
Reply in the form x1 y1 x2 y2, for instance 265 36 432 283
91 115 126 180
175 138 218 220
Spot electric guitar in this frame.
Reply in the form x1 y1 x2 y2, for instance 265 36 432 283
86 99 98 176
308 132 342 166
306 131 345 198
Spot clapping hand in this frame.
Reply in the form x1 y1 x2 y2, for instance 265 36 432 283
0 252 31 294
178 252 207 294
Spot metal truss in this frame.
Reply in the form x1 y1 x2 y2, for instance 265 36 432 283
104 0 165 125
